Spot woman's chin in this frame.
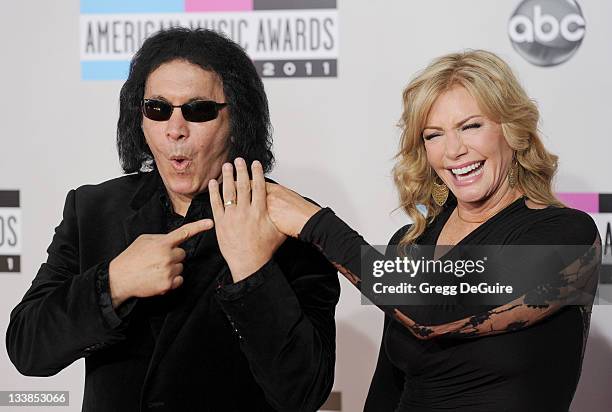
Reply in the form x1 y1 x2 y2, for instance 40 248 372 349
452 187 488 205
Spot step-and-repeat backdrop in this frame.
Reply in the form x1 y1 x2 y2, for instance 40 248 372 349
1 1 611 410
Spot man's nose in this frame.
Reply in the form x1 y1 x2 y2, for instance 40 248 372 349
165 107 189 141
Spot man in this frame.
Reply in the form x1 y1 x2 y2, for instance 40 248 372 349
6 28 340 412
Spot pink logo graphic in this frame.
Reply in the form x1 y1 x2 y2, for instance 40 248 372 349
185 0 253 12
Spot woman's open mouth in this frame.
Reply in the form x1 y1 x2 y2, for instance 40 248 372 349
449 161 485 183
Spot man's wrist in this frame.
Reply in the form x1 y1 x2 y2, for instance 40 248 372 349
108 259 131 308
227 256 271 283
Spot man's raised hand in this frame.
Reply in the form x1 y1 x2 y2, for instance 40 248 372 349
208 158 286 282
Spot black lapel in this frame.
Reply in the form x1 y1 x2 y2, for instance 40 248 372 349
142 232 226 387
122 170 166 244
129 173 228 386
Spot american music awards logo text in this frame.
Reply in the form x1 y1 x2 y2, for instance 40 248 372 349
0 191 20 273
558 192 612 284
80 0 338 80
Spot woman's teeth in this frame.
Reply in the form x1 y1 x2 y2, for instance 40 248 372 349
451 161 484 180
452 162 482 175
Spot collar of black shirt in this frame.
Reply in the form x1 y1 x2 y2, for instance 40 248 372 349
158 183 212 256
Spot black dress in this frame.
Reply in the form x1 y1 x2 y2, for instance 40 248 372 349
299 196 600 412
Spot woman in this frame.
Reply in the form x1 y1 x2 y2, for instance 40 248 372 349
211 50 600 411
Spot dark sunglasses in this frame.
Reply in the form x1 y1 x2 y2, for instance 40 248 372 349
142 99 228 122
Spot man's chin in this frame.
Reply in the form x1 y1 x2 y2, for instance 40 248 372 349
164 178 200 197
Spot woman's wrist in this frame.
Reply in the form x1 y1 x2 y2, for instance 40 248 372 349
298 207 334 241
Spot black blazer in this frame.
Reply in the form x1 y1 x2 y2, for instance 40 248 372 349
6 171 340 412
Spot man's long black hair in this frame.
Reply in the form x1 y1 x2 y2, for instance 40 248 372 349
117 28 274 173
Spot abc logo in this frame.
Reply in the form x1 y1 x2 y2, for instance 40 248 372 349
508 0 585 67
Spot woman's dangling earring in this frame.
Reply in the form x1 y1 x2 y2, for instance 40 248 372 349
508 160 519 188
432 176 449 207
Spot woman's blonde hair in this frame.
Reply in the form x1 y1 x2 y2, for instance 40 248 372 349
394 50 563 245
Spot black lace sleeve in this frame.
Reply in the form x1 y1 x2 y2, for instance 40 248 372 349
299 207 601 340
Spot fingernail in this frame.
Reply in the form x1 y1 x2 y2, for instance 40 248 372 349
253 160 261 168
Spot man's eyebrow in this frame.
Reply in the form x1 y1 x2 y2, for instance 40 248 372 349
423 115 482 130
144 95 215 102
186 96 214 102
